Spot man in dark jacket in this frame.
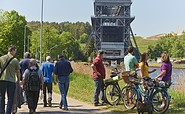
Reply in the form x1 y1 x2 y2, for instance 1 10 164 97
54 53 73 110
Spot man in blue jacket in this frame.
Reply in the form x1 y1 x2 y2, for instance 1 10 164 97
40 56 54 107
54 53 73 111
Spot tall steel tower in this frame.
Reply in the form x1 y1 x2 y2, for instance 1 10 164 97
90 0 140 61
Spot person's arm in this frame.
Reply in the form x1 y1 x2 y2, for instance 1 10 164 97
22 69 28 90
91 64 101 76
40 75 44 90
15 60 21 82
133 57 139 68
155 70 166 79
16 70 21 82
69 62 73 73
53 74 57 85
148 69 156 74
139 65 144 78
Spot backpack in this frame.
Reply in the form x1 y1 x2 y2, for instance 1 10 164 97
24 68 41 91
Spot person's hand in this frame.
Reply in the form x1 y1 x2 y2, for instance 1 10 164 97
96 72 101 76
152 69 156 72
54 80 57 85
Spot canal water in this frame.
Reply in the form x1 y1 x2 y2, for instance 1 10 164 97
149 67 185 90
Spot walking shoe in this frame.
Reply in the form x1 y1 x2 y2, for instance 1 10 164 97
62 107 69 111
94 103 99 106
48 100 52 107
43 103 47 107
29 109 34 114
101 102 106 106
59 105 62 109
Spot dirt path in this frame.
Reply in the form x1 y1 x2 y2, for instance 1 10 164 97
16 93 118 114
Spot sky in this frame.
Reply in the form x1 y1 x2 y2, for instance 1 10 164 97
0 0 185 37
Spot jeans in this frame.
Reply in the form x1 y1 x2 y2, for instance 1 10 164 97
0 80 16 114
58 76 69 108
43 82 52 105
25 90 40 111
94 78 105 104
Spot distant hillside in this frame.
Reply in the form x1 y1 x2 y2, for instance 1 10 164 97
131 36 159 53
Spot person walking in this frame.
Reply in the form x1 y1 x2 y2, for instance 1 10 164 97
0 46 21 114
54 53 73 110
40 56 55 107
22 59 44 114
91 50 105 106
19 52 30 81
19 52 30 103
124 46 138 71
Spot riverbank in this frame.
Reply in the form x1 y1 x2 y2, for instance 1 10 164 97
149 62 185 69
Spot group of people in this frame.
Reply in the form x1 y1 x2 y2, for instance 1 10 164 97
0 45 172 113
0 46 73 114
91 46 172 106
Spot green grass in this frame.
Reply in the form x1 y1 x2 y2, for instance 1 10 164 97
132 36 158 53
53 72 94 103
53 72 185 113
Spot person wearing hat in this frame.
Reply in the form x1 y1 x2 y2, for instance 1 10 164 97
91 50 106 106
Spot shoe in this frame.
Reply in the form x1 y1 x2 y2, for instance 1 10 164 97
101 102 106 106
59 105 62 109
43 104 47 107
29 109 34 114
63 107 69 111
94 103 99 106
48 101 52 107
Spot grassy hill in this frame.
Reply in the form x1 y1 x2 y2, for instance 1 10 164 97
132 36 159 53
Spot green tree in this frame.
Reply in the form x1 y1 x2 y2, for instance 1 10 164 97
79 33 88 43
59 31 80 60
30 24 59 60
0 10 30 59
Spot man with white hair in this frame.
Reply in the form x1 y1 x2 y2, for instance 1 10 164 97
22 58 44 114
40 56 55 107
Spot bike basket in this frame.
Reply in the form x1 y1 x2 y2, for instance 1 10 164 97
104 76 119 84
122 71 130 84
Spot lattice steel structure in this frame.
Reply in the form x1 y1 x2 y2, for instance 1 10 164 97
91 0 140 60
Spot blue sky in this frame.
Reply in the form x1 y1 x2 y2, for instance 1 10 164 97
1 0 185 37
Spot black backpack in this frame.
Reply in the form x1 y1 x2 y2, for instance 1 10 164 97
24 68 41 91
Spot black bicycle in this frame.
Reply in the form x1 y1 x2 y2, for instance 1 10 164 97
104 68 123 105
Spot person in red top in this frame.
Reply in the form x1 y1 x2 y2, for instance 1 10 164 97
91 50 105 106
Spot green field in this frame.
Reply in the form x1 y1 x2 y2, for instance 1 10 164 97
53 72 185 114
132 36 158 53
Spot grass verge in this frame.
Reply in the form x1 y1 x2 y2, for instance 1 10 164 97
53 72 185 113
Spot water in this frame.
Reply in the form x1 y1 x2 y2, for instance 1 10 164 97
148 68 185 89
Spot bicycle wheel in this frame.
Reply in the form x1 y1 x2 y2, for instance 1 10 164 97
151 90 170 114
104 83 121 105
122 86 137 109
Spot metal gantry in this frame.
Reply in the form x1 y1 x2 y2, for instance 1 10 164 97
89 0 140 61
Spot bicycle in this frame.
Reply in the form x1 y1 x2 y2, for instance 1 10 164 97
104 68 123 105
122 70 171 113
